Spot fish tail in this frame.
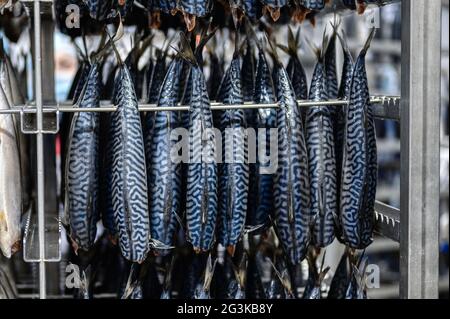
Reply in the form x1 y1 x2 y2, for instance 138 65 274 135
361 28 377 55
121 261 148 299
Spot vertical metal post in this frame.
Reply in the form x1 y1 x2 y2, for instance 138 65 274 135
400 0 442 299
33 0 46 299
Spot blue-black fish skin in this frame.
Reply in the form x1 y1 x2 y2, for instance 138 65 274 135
246 49 276 229
306 54 337 248
179 0 210 16
111 65 150 263
327 253 350 299
65 63 101 252
217 57 249 251
273 63 311 266
145 58 183 256
339 31 377 250
185 65 218 253
299 0 326 11
334 34 355 242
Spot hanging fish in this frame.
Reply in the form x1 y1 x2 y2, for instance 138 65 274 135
261 0 288 22
125 34 154 102
324 27 338 100
241 40 256 104
243 0 263 20
334 29 354 242
340 29 377 249
179 32 218 254
306 35 337 248
246 28 276 231
302 259 330 299
279 27 308 101
206 46 223 101
0 43 31 214
267 258 295 299
0 84 22 259
345 254 369 299
227 254 248 299
327 250 351 299
64 62 101 255
110 39 150 263
193 254 217 299
272 41 311 266
217 47 249 256
147 47 168 104
145 56 183 255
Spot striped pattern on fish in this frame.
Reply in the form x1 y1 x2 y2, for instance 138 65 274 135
186 65 218 253
111 65 150 263
65 63 101 252
179 0 210 16
217 56 249 251
246 49 276 228
146 58 183 255
334 32 354 241
273 64 311 265
306 53 337 248
339 29 377 249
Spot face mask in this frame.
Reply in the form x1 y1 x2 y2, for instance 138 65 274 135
55 71 74 102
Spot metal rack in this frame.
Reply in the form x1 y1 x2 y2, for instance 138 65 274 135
0 0 442 299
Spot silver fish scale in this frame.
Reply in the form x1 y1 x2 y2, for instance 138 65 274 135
340 48 376 249
65 63 101 251
186 67 218 252
217 57 249 249
273 65 311 265
146 58 183 255
111 66 150 263
306 60 338 248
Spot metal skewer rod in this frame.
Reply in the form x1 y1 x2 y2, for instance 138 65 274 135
0 96 399 114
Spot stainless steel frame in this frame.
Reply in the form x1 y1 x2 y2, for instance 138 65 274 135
400 0 442 299
0 0 442 299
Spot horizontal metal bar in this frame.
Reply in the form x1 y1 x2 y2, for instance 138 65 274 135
374 201 400 243
0 95 400 117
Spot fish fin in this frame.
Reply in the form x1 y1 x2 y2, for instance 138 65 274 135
175 32 197 66
361 28 377 55
318 266 331 285
121 263 140 299
305 37 322 61
230 253 248 289
203 254 218 291
268 258 293 295
287 26 298 56
243 223 265 235
265 33 280 65
149 238 175 251
76 265 92 299
102 19 125 65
